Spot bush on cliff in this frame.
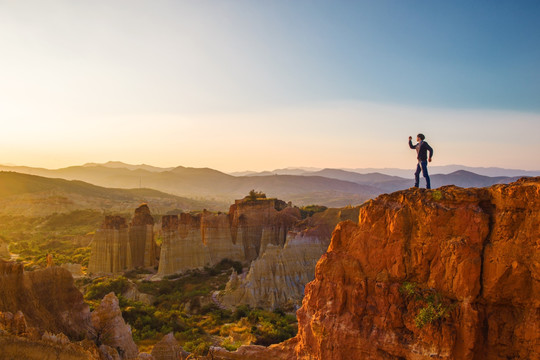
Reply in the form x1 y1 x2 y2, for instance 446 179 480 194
399 281 455 329
299 204 328 219
244 190 267 201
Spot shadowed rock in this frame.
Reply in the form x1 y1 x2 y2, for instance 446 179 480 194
91 292 138 360
0 260 92 340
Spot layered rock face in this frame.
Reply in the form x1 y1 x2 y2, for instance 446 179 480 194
158 205 274 275
221 235 327 310
230 199 301 262
290 179 540 360
95 199 300 277
88 216 131 274
202 211 244 265
221 207 359 310
212 178 539 360
158 214 213 275
0 260 92 339
89 205 158 274
129 204 157 268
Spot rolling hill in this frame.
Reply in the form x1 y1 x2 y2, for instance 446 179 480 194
0 163 529 210
0 164 381 206
0 172 226 216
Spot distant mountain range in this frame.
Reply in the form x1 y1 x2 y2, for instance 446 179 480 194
231 165 540 178
0 171 224 216
0 162 535 210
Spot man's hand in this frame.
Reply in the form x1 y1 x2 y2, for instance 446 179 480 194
428 158 432 163
408 136 412 141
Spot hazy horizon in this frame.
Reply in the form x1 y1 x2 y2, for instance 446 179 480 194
2 1 539 172
2 159 540 175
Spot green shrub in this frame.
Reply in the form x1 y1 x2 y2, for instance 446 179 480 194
183 338 212 356
299 205 328 219
85 277 130 300
244 190 267 201
414 302 452 329
400 281 455 329
233 305 250 321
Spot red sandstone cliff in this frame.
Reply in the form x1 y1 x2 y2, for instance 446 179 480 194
212 178 540 360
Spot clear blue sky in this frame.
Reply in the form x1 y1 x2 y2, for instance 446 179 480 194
1 0 539 170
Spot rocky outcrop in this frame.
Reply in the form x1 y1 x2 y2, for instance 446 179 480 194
157 214 213 275
122 280 155 305
88 216 131 274
229 199 301 261
89 205 158 274
202 211 244 265
85 199 299 277
91 292 138 360
129 204 157 268
157 209 249 276
211 178 540 360
151 333 189 360
221 234 329 310
292 179 540 360
0 260 92 339
221 207 360 310
0 310 102 359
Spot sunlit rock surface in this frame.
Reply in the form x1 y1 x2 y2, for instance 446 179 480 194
202 211 244 265
157 214 212 275
88 216 131 274
211 178 540 360
229 199 301 261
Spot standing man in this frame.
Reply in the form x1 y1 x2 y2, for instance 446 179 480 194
409 133 434 189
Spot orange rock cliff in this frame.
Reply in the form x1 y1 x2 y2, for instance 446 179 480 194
212 178 540 360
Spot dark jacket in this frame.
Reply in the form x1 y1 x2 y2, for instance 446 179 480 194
409 140 433 161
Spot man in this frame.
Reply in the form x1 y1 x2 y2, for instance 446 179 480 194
409 133 434 189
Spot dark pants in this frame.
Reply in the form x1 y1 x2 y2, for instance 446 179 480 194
415 161 431 189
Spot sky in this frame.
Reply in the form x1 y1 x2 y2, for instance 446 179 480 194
1 0 539 172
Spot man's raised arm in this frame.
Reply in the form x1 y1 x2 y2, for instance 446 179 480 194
408 136 416 149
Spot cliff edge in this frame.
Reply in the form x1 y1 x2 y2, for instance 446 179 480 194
212 178 540 360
